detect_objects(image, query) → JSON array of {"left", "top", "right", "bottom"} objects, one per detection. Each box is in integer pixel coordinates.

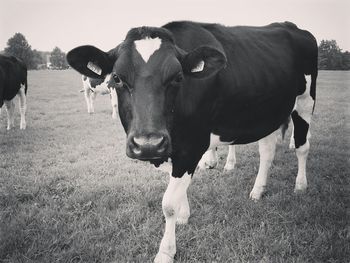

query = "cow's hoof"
[
  {"left": 20, "top": 123, "right": 26, "bottom": 130},
  {"left": 249, "top": 187, "right": 265, "bottom": 201},
  {"left": 224, "top": 162, "right": 236, "bottom": 171},
  {"left": 176, "top": 214, "right": 189, "bottom": 225},
  {"left": 198, "top": 161, "right": 217, "bottom": 170},
  {"left": 154, "top": 252, "right": 174, "bottom": 263},
  {"left": 112, "top": 114, "right": 117, "bottom": 119},
  {"left": 294, "top": 184, "right": 307, "bottom": 193}
]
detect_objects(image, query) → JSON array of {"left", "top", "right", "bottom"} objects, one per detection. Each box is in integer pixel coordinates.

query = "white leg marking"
[
  {"left": 89, "top": 92, "right": 96, "bottom": 114},
  {"left": 18, "top": 85, "right": 27, "bottom": 130},
  {"left": 249, "top": 131, "right": 277, "bottom": 200},
  {"left": 155, "top": 160, "right": 173, "bottom": 175},
  {"left": 110, "top": 88, "right": 118, "bottom": 119},
  {"left": 134, "top": 37, "right": 162, "bottom": 63},
  {"left": 224, "top": 145, "right": 236, "bottom": 171},
  {"left": 295, "top": 140, "right": 309, "bottom": 192},
  {"left": 197, "top": 149, "right": 218, "bottom": 169},
  {"left": 296, "top": 75, "right": 314, "bottom": 124},
  {"left": 83, "top": 87, "right": 93, "bottom": 114},
  {"left": 4, "top": 100, "right": 15, "bottom": 130},
  {"left": 293, "top": 75, "right": 313, "bottom": 192},
  {"left": 155, "top": 173, "right": 191, "bottom": 263},
  {"left": 289, "top": 122, "right": 295, "bottom": 149}
]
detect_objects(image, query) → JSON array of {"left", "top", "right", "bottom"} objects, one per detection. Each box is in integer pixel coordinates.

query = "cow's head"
[{"left": 67, "top": 27, "right": 226, "bottom": 161}]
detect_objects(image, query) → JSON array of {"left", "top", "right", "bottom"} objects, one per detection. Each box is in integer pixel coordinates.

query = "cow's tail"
[
  {"left": 310, "top": 70, "right": 317, "bottom": 114},
  {"left": 24, "top": 77, "right": 28, "bottom": 95}
]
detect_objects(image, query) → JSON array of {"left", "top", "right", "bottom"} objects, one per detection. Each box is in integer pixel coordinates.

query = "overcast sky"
[{"left": 1, "top": 0, "right": 349, "bottom": 53}]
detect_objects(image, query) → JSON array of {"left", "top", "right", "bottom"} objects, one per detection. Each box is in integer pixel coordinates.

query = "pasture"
[{"left": 0, "top": 70, "right": 349, "bottom": 262}]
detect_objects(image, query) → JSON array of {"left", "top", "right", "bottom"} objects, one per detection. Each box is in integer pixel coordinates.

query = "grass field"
[{"left": 0, "top": 70, "right": 349, "bottom": 262}]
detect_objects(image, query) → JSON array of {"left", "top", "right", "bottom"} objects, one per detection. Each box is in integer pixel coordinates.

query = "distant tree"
[
  {"left": 32, "top": 49, "right": 46, "bottom": 69},
  {"left": 318, "top": 40, "right": 350, "bottom": 70},
  {"left": 50, "top": 47, "right": 68, "bottom": 69},
  {"left": 4, "top": 33, "right": 36, "bottom": 69}
]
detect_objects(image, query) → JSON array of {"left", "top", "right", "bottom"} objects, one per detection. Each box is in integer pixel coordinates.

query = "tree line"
[
  {"left": 1, "top": 33, "right": 350, "bottom": 70},
  {"left": 2, "top": 33, "right": 69, "bottom": 70}
]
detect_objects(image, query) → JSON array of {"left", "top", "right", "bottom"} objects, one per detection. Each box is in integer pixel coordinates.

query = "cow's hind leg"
[
  {"left": 224, "top": 145, "right": 236, "bottom": 171},
  {"left": 250, "top": 130, "right": 278, "bottom": 200},
  {"left": 155, "top": 173, "right": 191, "bottom": 263},
  {"left": 4, "top": 100, "right": 15, "bottom": 130},
  {"left": 292, "top": 75, "right": 314, "bottom": 192},
  {"left": 18, "top": 84, "right": 27, "bottom": 129}
]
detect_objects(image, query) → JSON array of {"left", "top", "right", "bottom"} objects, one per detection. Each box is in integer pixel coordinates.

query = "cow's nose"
[
  {"left": 133, "top": 136, "right": 164, "bottom": 148},
  {"left": 127, "top": 134, "right": 170, "bottom": 160}
]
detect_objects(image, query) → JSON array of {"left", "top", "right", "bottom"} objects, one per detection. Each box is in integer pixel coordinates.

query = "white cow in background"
[{"left": 81, "top": 75, "right": 118, "bottom": 119}]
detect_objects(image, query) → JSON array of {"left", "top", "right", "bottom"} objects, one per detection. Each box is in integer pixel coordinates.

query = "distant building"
[{"left": 46, "top": 54, "right": 52, "bottom": 69}]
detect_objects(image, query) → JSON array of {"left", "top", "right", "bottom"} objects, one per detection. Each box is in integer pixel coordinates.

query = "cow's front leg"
[{"left": 155, "top": 173, "right": 191, "bottom": 263}]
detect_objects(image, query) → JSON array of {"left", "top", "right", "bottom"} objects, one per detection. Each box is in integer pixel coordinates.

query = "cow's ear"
[
  {"left": 181, "top": 46, "right": 227, "bottom": 79},
  {"left": 66, "top": 45, "right": 115, "bottom": 79}
]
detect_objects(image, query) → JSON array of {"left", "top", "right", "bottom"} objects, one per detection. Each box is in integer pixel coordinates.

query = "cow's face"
[{"left": 67, "top": 27, "right": 226, "bottom": 161}]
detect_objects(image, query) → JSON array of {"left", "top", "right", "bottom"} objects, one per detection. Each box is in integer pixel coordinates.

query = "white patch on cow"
[
  {"left": 4, "top": 100, "right": 15, "bottom": 130},
  {"left": 208, "top": 133, "right": 234, "bottom": 149},
  {"left": 87, "top": 61, "right": 102, "bottom": 75},
  {"left": 191, "top": 60, "right": 205, "bottom": 72},
  {"left": 94, "top": 74, "right": 111, "bottom": 95},
  {"left": 81, "top": 74, "right": 117, "bottom": 117},
  {"left": 155, "top": 173, "right": 191, "bottom": 262},
  {"left": 249, "top": 130, "right": 278, "bottom": 200},
  {"left": 134, "top": 37, "right": 161, "bottom": 63},
  {"left": 295, "top": 140, "right": 309, "bottom": 192},
  {"left": 197, "top": 149, "right": 218, "bottom": 169},
  {"left": 224, "top": 145, "right": 236, "bottom": 171},
  {"left": 18, "top": 84, "right": 27, "bottom": 129},
  {"left": 155, "top": 159, "right": 173, "bottom": 175}
]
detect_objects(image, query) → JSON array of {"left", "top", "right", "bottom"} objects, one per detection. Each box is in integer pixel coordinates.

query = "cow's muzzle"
[{"left": 126, "top": 132, "right": 171, "bottom": 160}]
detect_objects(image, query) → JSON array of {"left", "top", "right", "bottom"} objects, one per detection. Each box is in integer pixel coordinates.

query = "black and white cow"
[
  {"left": 0, "top": 55, "right": 28, "bottom": 130},
  {"left": 81, "top": 75, "right": 118, "bottom": 118},
  {"left": 67, "top": 21, "right": 318, "bottom": 262}
]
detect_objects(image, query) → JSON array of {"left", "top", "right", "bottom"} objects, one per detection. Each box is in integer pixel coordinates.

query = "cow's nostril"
[{"left": 133, "top": 136, "right": 164, "bottom": 147}]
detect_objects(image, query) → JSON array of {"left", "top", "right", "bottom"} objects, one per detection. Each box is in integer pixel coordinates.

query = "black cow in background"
[
  {"left": 67, "top": 21, "right": 318, "bottom": 262},
  {"left": 0, "top": 55, "right": 28, "bottom": 130}
]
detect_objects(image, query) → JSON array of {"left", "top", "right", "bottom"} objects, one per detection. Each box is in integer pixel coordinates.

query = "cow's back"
[
  {"left": 0, "top": 55, "right": 27, "bottom": 107},
  {"left": 163, "top": 21, "right": 317, "bottom": 144}
]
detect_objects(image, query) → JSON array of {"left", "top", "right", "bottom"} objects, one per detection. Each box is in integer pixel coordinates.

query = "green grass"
[{"left": 0, "top": 70, "right": 349, "bottom": 262}]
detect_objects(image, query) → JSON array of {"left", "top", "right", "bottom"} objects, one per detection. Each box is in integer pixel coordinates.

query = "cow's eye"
[
  {"left": 112, "top": 73, "right": 123, "bottom": 87},
  {"left": 170, "top": 73, "right": 184, "bottom": 85}
]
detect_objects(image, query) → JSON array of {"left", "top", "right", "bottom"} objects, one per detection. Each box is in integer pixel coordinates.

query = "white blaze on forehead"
[{"left": 134, "top": 37, "right": 162, "bottom": 63}]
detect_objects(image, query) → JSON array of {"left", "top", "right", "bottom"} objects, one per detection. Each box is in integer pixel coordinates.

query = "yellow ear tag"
[{"left": 87, "top": 61, "right": 102, "bottom": 75}]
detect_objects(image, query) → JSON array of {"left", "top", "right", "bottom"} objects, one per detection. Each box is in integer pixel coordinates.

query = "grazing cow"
[
  {"left": 67, "top": 21, "right": 318, "bottom": 262},
  {"left": 0, "top": 55, "right": 28, "bottom": 130},
  {"left": 81, "top": 75, "right": 118, "bottom": 118}
]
